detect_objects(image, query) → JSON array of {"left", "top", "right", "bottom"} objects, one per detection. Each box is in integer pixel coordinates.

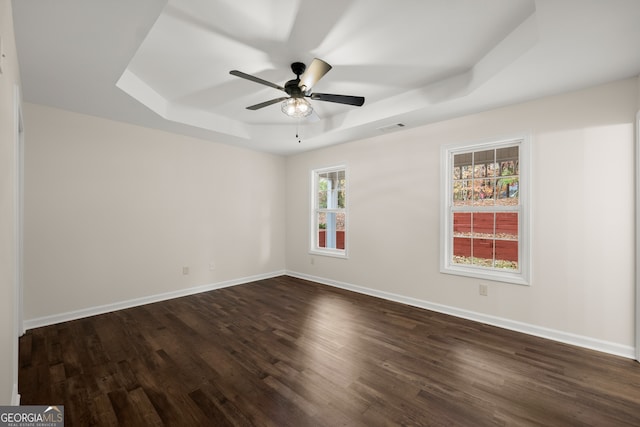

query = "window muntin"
[
  {"left": 442, "top": 138, "right": 529, "bottom": 284},
  {"left": 311, "top": 166, "right": 347, "bottom": 257}
]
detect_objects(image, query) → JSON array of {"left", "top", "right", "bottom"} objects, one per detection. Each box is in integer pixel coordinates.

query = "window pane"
[
  {"left": 474, "top": 149, "right": 495, "bottom": 166},
  {"left": 317, "top": 230, "right": 326, "bottom": 248},
  {"left": 453, "top": 210, "right": 471, "bottom": 264},
  {"left": 472, "top": 212, "right": 494, "bottom": 238},
  {"left": 500, "top": 160, "right": 517, "bottom": 177},
  {"left": 487, "top": 162, "right": 500, "bottom": 177},
  {"left": 336, "top": 212, "right": 345, "bottom": 249},
  {"left": 317, "top": 175, "right": 328, "bottom": 208},
  {"left": 453, "top": 212, "right": 471, "bottom": 237},
  {"left": 320, "top": 212, "right": 345, "bottom": 250},
  {"left": 496, "top": 212, "right": 518, "bottom": 240},
  {"left": 316, "top": 212, "right": 345, "bottom": 250},
  {"left": 453, "top": 166, "right": 461, "bottom": 180},
  {"left": 473, "top": 179, "right": 495, "bottom": 206},
  {"left": 316, "top": 171, "right": 343, "bottom": 210},
  {"left": 474, "top": 163, "right": 486, "bottom": 178},
  {"left": 338, "top": 188, "right": 346, "bottom": 209},
  {"left": 453, "top": 237, "right": 471, "bottom": 264},
  {"left": 317, "top": 191, "right": 327, "bottom": 208},
  {"left": 452, "top": 212, "right": 520, "bottom": 268},
  {"left": 317, "top": 212, "right": 326, "bottom": 228},
  {"left": 451, "top": 213, "right": 520, "bottom": 268},
  {"left": 336, "top": 212, "right": 345, "bottom": 230},
  {"left": 496, "top": 177, "right": 519, "bottom": 205},
  {"left": 472, "top": 239, "right": 495, "bottom": 267},
  {"left": 496, "top": 146, "right": 518, "bottom": 164},
  {"left": 495, "top": 240, "right": 518, "bottom": 270},
  {"left": 317, "top": 212, "right": 326, "bottom": 248},
  {"left": 453, "top": 180, "right": 472, "bottom": 206},
  {"left": 454, "top": 152, "right": 472, "bottom": 168}
]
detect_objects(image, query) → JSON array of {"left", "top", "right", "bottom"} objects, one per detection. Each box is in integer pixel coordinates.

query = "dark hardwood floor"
[{"left": 19, "top": 275, "right": 640, "bottom": 426}]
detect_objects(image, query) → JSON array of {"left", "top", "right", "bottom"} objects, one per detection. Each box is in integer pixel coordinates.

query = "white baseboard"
[
  {"left": 22, "top": 270, "right": 634, "bottom": 359},
  {"left": 23, "top": 270, "right": 286, "bottom": 330},
  {"left": 287, "top": 271, "right": 635, "bottom": 360},
  {"left": 11, "top": 383, "right": 20, "bottom": 406}
]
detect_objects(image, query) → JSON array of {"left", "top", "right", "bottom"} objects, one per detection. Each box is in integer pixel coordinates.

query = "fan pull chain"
[{"left": 296, "top": 120, "right": 302, "bottom": 143}]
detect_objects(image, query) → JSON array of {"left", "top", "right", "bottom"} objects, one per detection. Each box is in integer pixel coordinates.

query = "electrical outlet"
[
  {"left": 182, "top": 266, "right": 189, "bottom": 275},
  {"left": 209, "top": 262, "right": 216, "bottom": 271},
  {"left": 479, "top": 284, "right": 488, "bottom": 296},
  {"left": 310, "top": 257, "right": 315, "bottom": 265}
]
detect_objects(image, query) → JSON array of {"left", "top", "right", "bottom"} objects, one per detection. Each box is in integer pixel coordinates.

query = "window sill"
[
  {"left": 441, "top": 264, "right": 529, "bottom": 286},
  {"left": 309, "top": 248, "right": 348, "bottom": 259}
]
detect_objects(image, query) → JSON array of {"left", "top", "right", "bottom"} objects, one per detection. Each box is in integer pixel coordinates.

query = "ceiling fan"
[{"left": 229, "top": 58, "right": 365, "bottom": 118}]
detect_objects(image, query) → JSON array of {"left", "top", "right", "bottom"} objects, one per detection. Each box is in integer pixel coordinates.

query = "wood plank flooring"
[{"left": 19, "top": 275, "right": 640, "bottom": 426}]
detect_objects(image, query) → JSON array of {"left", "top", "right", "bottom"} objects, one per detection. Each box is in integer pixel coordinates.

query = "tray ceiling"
[{"left": 12, "top": 0, "right": 640, "bottom": 155}]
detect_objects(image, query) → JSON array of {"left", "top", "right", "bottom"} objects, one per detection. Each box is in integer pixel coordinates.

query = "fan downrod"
[{"left": 285, "top": 62, "right": 307, "bottom": 98}]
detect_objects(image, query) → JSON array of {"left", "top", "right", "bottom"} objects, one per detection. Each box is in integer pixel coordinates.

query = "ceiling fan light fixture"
[
  {"left": 231, "top": 59, "right": 364, "bottom": 118},
  {"left": 281, "top": 97, "right": 313, "bottom": 118}
]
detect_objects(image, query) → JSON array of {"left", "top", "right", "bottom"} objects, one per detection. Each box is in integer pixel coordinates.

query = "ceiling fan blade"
[
  {"left": 246, "top": 97, "right": 289, "bottom": 110},
  {"left": 310, "top": 93, "right": 365, "bottom": 107},
  {"left": 230, "top": 70, "right": 285, "bottom": 92},
  {"left": 298, "top": 58, "right": 332, "bottom": 92}
]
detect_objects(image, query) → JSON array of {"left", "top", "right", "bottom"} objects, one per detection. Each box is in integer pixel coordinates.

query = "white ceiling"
[{"left": 12, "top": 0, "right": 640, "bottom": 155}]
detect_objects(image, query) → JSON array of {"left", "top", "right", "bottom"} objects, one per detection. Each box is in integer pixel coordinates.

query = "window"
[
  {"left": 311, "top": 165, "right": 347, "bottom": 257},
  {"left": 441, "top": 137, "right": 529, "bottom": 285}
]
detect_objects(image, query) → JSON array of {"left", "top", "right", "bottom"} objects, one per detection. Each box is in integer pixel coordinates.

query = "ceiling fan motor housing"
[{"left": 285, "top": 79, "right": 304, "bottom": 98}]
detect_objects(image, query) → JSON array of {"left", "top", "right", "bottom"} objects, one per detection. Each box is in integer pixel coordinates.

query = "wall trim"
[
  {"left": 23, "top": 270, "right": 285, "bottom": 330},
  {"left": 286, "top": 271, "right": 635, "bottom": 360},
  {"left": 635, "top": 108, "right": 640, "bottom": 362},
  {"left": 11, "top": 384, "right": 20, "bottom": 406},
  {"left": 23, "top": 269, "right": 634, "bottom": 359}
]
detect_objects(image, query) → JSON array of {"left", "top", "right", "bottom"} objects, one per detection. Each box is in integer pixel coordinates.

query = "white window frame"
[
  {"left": 310, "top": 165, "right": 348, "bottom": 258},
  {"left": 440, "top": 135, "right": 530, "bottom": 285}
]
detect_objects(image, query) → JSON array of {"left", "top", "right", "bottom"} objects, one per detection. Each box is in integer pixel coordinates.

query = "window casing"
[
  {"left": 441, "top": 136, "right": 530, "bottom": 285},
  {"left": 311, "top": 165, "right": 347, "bottom": 258}
]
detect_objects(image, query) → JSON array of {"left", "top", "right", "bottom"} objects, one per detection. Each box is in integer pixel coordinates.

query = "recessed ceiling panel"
[
  {"left": 13, "top": 0, "right": 640, "bottom": 155},
  {"left": 118, "top": 0, "right": 538, "bottom": 135}
]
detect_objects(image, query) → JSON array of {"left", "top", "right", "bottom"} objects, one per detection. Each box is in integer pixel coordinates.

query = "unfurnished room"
[{"left": 1, "top": 0, "right": 640, "bottom": 426}]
